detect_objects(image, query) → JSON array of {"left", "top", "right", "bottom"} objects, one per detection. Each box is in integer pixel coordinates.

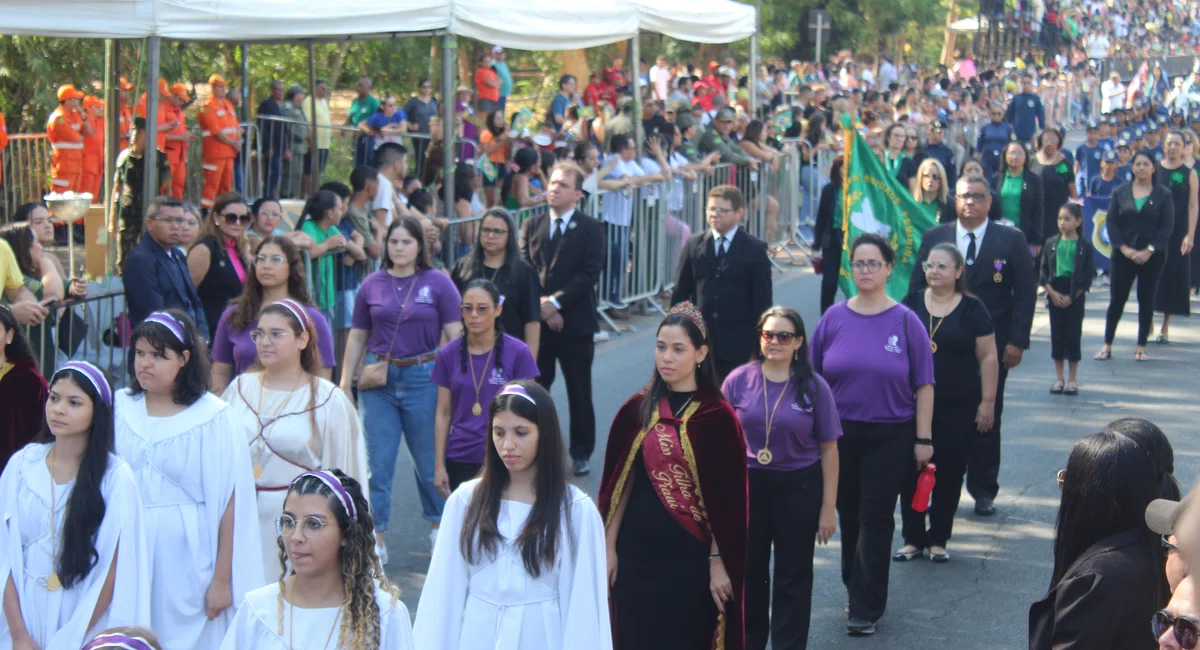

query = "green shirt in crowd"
[
  {"left": 300, "top": 220, "right": 340, "bottom": 312},
  {"left": 1056, "top": 238, "right": 1078, "bottom": 278},
  {"left": 1000, "top": 173, "right": 1023, "bottom": 227}
]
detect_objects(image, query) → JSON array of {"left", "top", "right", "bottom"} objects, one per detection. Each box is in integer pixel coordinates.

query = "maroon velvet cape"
[
  {"left": 598, "top": 388, "right": 749, "bottom": 650},
  {"left": 0, "top": 359, "right": 49, "bottom": 470}
]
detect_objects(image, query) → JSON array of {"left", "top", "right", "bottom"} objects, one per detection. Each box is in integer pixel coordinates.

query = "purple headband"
[
  {"left": 83, "top": 634, "right": 155, "bottom": 650},
  {"left": 273, "top": 299, "right": 309, "bottom": 333},
  {"left": 497, "top": 384, "right": 536, "bottom": 406},
  {"left": 55, "top": 361, "right": 112, "bottom": 406},
  {"left": 292, "top": 471, "right": 356, "bottom": 520},
  {"left": 144, "top": 312, "right": 186, "bottom": 344}
]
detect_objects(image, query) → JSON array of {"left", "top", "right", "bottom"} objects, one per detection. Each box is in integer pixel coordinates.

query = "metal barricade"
[
  {"left": 22, "top": 287, "right": 131, "bottom": 387},
  {"left": 2, "top": 134, "right": 53, "bottom": 221},
  {"left": 593, "top": 184, "right": 668, "bottom": 324},
  {"left": 300, "top": 247, "right": 378, "bottom": 378}
]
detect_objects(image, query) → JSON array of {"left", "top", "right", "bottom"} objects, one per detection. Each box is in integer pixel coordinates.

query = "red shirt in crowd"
[
  {"left": 475, "top": 67, "right": 500, "bottom": 102},
  {"left": 584, "top": 80, "right": 617, "bottom": 112}
]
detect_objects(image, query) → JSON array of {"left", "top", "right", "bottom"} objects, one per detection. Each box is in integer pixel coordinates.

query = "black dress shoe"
[
  {"left": 572, "top": 459, "right": 591, "bottom": 477},
  {"left": 974, "top": 497, "right": 996, "bottom": 516},
  {"left": 846, "top": 619, "right": 877, "bottom": 636}
]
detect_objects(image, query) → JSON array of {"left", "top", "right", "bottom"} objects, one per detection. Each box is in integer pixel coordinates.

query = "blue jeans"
[
  {"left": 233, "top": 151, "right": 244, "bottom": 194},
  {"left": 358, "top": 353, "right": 443, "bottom": 528},
  {"left": 264, "top": 153, "right": 283, "bottom": 200},
  {"left": 606, "top": 223, "right": 628, "bottom": 305}
]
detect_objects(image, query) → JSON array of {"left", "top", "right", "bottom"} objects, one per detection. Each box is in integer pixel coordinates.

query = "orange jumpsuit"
[
  {"left": 47, "top": 106, "right": 86, "bottom": 193},
  {"left": 0, "top": 114, "right": 8, "bottom": 188},
  {"left": 119, "top": 103, "right": 133, "bottom": 150},
  {"left": 197, "top": 97, "right": 239, "bottom": 208},
  {"left": 135, "top": 93, "right": 175, "bottom": 152},
  {"left": 81, "top": 113, "right": 105, "bottom": 199},
  {"left": 164, "top": 103, "right": 188, "bottom": 199}
]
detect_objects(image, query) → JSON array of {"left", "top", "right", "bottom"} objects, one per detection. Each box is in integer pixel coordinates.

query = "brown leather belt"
[{"left": 388, "top": 351, "right": 438, "bottom": 367}]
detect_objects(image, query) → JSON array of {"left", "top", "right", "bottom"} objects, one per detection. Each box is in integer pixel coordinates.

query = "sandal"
[
  {"left": 1093, "top": 348, "right": 1112, "bottom": 360},
  {"left": 1135, "top": 350, "right": 1150, "bottom": 362},
  {"left": 1064, "top": 384, "right": 1079, "bottom": 396},
  {"left": 1050, "top": 381, "right": 1065, "bottom": 394}
]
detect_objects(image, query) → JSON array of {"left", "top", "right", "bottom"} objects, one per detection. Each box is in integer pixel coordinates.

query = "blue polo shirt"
[
  {"left": 1088, "top": 175, "right": 1122, "bottom": 197},
  {"left": 1004, "top": 92, "right": 1044, "bottom": 142},
  {"left": 1076, "top": 143, "right": 1106, "bottom": 183}
]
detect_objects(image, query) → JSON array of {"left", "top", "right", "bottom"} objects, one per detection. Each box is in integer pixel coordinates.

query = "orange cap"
[
  {"left": 57, "top": 84, "right": 86, "bottom": 102},
  {"left": 119, "top": 77, "right": 135, "bottom": 91},
  {"left": 208, "top": 74, "right": 228, "bottom": 87},
  {"left": 82, "top": 95, "right": 105, "bottom": 109},
  {"left": 170, "top": 82, "right": 190, "bottom": 100}
]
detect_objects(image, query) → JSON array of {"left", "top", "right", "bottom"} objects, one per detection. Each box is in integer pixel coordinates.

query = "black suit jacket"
[
  {"left": 123, "top": 234, "right": 208, "bottom": 333},
  {"left": 991, "top": 170, "right": 1044, "bottom": 247},
  {"left": 910, "top": 221, "right": 1036, "bottom": 350},
  {"left": 1028, "top": 528, "right": 1167, "bottom": 650},
  {"left": 672, "top": 228, "right": 772, "bottom": 365},
  {"left": 520, "top": 210, "right": 605, "bottom": 337}
]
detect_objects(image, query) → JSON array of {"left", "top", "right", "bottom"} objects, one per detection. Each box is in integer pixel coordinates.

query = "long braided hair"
[
  {"left": 276, "top": 470, "right": 399, "bottom": 650},
  {"left": 458, "top": 279, "right": 506, "bottom": 376}
]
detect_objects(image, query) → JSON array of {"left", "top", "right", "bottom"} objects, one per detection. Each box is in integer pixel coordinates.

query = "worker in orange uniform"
[
  {"left": 80, "top": 95, "right": 106, "bottom": 199},
  {"left": 47, "top": 84, "right": 94, "bottom": 194},
  {"left": 164, "top": 82, "right": 194, "bottom": 199},
  {"left": 119, "top": 76, "right": 136, "bottom": 150},
  {"left": 135, "top": 78, "right": 179, "bottom": 152},
  {"left": 197, "top": 74, "right": 241, "bottom": 210}
]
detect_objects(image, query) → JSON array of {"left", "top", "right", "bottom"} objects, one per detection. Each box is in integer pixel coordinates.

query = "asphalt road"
[{"left": 379, "top": 235, "right": 1198, "bottom": 649}]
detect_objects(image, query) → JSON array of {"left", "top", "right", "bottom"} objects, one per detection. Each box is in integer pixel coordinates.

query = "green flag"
[{"left": 837, "top": 116, "right": 938, "bottom": 301}]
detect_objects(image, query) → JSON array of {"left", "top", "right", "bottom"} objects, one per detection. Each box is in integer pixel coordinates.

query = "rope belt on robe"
[{"left": 237, "top": 382, "right": 335, "bottom": 492}]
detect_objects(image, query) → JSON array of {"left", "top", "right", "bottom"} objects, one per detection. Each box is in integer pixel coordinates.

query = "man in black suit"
[
  {"left": 910, "top": 175, "right": 1036, "bottom": 516},
  {"left": 123, "top": 195, "right": 208, "bottom": 334},
  {"left": 520, "top": 163, "right": 605, "bottom": 476},
  {"left": 672, "top": 184, "right": 773, "bottom": 380}
]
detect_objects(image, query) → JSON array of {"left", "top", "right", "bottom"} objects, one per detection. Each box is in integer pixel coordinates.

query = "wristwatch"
[{"left": 1148, "top": 244, "right": 1157, "bottom": 252}]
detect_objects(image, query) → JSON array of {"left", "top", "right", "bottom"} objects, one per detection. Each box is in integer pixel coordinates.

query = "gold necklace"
[
  {"left": 253, "top": 374, "right": 305, "bottom": 479},
  {"left": 46, "top": 445, "right": 62, "bottom": 592},
  {"left": 672, "top": 393, "right": 694, "bottom": 419},
  {"left": 928, "top": 312, "right": 948, "bottom": 354},
  {"left": 757, "top": 365, "right": 792, "bottom": 465},
  {"left": 288, "top": 581, "right": 342, "bottom": 650},
  {"left": 466, "top": 342, "right": 496, "bottom": 416}
]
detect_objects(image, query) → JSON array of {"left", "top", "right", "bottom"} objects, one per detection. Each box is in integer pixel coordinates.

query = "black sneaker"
[
  {"left": 572, "top": 459, "right": 591, "bottom": 477},
  {"left": 846, "top": 619, "right": 877, "bottom": 636}
]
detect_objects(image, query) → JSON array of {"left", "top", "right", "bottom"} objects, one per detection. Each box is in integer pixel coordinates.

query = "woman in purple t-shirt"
[
  {"left": 810, "top": 233, "right": 935, "bottom": 636},
  {"left": 209, "top": 236, "right": 336, "bottom": 395},
  {"left": 340, "top": 216, "right": 463, "bottom": 560},
  {"left": 432, "top": 279, "right": 539, "bottom": 497},
  {"left": 722, "top": 305, "right": 842, "bottom": 650}
]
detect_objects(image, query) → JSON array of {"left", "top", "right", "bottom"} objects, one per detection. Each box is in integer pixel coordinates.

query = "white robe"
[
  {"left": 0, "top": 444, "right": 150, "bottom": 650},
  {"left": 413, "top": 480, "right": 612, "bottom": 650},
  {"left": 219, "top": 582, "right": 414, "bottom": 650},
  {"left": 114, "top": 389, "right": 265, "bottom": 650},
  {"left": 220, "top": 372, "right": 369, "bottom": 579}
]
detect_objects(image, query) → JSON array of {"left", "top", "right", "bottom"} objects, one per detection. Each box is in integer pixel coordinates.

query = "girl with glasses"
[
  {"left": 115, "top": 309, "right": 263, "bottom": 648},
  {"left": 210, "top": 236, "right": 336, "bottom": 395},
  {"left": 722, "top": 306, "right": 841, "bottom": 650},
  {"left": 223, "top": 300, "right": 369, "bottom": 574},
  {"left": 0, "top": 362, "right": 147, "bottom": 650},
  {"left": 451, "top": 208, "right": 542, "bottom": 355},
  {"left": 416, "top": 381, "right": 608, "bottom": 649},
  {"left": 221, "top": 470, "right": 414, "bottom": 649},
  {"left": 432, "top": 279, "right": 539, "bottom": 496},
  {"left": 994, "top": 142, "right": 1045, "bottom": 250},
  {"left": 188, "top": 191, "right": 253, "bottom": 340},
  {"left": 895, "top": 243, "right": 998, "bottom": 564}
]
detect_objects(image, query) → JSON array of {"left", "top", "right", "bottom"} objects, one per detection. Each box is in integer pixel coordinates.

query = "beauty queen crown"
[{"left": 669, "top": 301, "right": 708, "bottom": 339}]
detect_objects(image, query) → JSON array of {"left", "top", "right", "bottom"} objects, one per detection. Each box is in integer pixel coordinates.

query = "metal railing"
[
  {"left": 19, "top": 286, "right": 131, "bottom": 387},
  {"left": 2, "top": 134, "right": 53, "bottom": 220}
]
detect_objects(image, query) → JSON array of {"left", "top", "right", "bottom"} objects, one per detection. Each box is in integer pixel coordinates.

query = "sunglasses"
[
  {"left": 222, "top": 212, "right": 252, "bottom": 225},
  {"left": 760, "top": 330, "right": 797, "bottom": 344},
  {"left": 1154, "top": 610, "right": 1199, "bottom": 649}
]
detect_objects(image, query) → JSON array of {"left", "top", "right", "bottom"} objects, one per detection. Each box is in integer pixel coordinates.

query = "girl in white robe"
[
  {"left": 413, "top": 381, "right": 611, "bottom": 650},
  {"left": 220, "top": 470, "right": 414, "bottom": 650},
  {"left": 115, "top": 310, "right": 264, "bottom": 649},
  {"left": 219, "top": 299, "right": 369, "bottom": 576},
  {"left": 0, "top": 362, "right": 149, "bottom": 650}
]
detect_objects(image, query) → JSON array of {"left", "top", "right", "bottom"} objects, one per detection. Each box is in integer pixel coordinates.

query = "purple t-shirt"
[
  {"left": 211, "top": 304, "right": 337, "bottom": 376},
  {"left": 351, "top": 269, "right": 461, "bottom": 359},
  {"left": 810, "top": 303, "right": 935, "bottom": 423},
  {"left": 431, "top": 334, "right": 540, "bottom": 463},
  {"left": 722, "top": 364, "right": 842, "bottom": 471}
]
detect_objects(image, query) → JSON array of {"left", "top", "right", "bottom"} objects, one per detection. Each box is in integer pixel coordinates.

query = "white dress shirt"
[
  {"left": 955, "top": 218, "right": 989, "bottom": 264},
  {"left": 713, "top": 225, "right": 739, "bottom": 256}
]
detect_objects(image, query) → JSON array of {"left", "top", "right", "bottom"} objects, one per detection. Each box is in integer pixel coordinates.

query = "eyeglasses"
[
  {"left": 707, "top": 207, "right": 734, "bottom": 217},
  {"left": 760, "top": 330, "right": 797, "bottom": 344},
  {"left": 956, "top": 192, "right": 988, "bottom": 202},
  {"left": 906, "top": 135, "right": 919, "bottom": 141},
  {"left": 255, "top": 254, "right": 287, "bottom": 266},
  {"left": 222, "top": 212, "right": 252, "bottom": 225},
  {"left": 250, "top": 329, "right": 292, "bottom": 343},
  {"left": 1163, "top": 535, "right": 1180, "bottom": 553},
  {"left": 153, "top": 217, "right": 186, "bottom": 225},
  {"left": 1153, "top": 610, "right": 1199, "bottom": 649},
  {"left": 461, "top": 304, "right": 494, "bottom": 315},
  {"left": 275, "top": 514, "right": 330, "bottom": 539},
  {"left": 851, "top": 260, "right": 884, "bottom": 273},
  {"left": 257, "top": 210, "right": 283, "bottom": 219},
  {"left": 922, "top": 261, "right": 954, "bottom": 273},
  {"left": 480, "top": 227, "right": 509, "bottom": 238}
]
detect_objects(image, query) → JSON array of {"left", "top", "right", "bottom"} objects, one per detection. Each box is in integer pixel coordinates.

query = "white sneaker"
[
  {"left": 593, "top": 331, "right": 610, "bottom": 343},
  {"left": 430, "top": 528, "right": 440, "bottom": 553}
]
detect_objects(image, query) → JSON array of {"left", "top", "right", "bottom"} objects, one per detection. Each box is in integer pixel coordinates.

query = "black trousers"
[
  {"left": 1049, "top": 277, "right": 1086, "bottom": 361},
  {"left": 1105, "top": 251, "right": 1167, "bottom": 346},
  {"left": 746, "top": 464, "right": 824, "bottom": 650},
  {"left": 966, "top": 363, "right": 1006, "bottom": 502},
  {"left": 446, "top": 459, "right": 483, "bottom": 493},
  {"left": 837, "top": 419, "right": 914, "bottom": 623},
  {"left": 900, "top": 400, "right": 978, "bottom": 549},
  {"left": 536, "top": 327, "right": 596, "bottom": 461},
  {"left": 820, "top": 242, "right": 843, "bottom": 315}
]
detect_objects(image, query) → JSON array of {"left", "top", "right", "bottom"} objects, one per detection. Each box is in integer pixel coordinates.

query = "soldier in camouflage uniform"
[
  {"left": 114, "top": 117, "right": 173, "bottom": 270},
  {"left": 697, "top": 107, "right": 759, "bottom": 170}
]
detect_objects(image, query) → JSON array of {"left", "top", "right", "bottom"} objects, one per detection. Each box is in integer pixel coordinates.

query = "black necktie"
[
  {"left": 966, "top": 232, "right": 977, "bottom": 266},
  {"left": 716, "top": 235, "right": 727, "bottom": 264},
  {"left": 551, "top": 218, "right": 564, "bottom": 240}
]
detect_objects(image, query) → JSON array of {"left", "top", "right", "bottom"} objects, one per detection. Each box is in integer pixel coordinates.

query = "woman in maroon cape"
[
  {"left": 598, "top": 302, "right": 749, "bottom": 650},
  {"left": 0, "top": 303, "right": 49, "bottom": 470}
]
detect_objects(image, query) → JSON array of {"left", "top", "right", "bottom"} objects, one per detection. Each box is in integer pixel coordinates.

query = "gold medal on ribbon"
[
  {"left": 253, "top": 463, "right": 263, "bottom": 479},
  {"left": 472, "top": 402, "right": 482, "bottom": 416},
  {"left": 930, "top": 340, "right": 938, "bottom": 354},
  {"left": 994, "top": 272, "right": 1003, "bottom": 283},
  {"left": 756, "top": 449, "right": 773, "bottom": 465},
  {"left": 46, "top": 572, "right": 61, "bottom": 591}
]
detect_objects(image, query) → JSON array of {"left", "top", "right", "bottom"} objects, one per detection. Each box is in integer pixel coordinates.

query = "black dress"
[
  {"left": 614, "top": 390, "right": 717, "bottom": 650},
  {"left": 1155, "top": 163, "right": 1194, "bottom": 315},
  {"left": 194, "top": 236, "right": 246, "bottom": 340},
  {"left": 1032, "top": 155, "right": 1074, "bottom": 244},
  {"left": 449, "top": 257, "right": 541, "bottom": 342}
]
